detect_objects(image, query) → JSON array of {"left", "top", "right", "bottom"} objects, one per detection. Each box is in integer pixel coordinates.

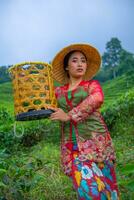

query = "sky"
[{"left": 0, "top": 0, "right": 134, "bottom": 66}]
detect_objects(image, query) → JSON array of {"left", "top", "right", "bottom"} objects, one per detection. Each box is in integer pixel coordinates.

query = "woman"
[{"left": 50, "top": 43, "right": 119, "bottom": 199}]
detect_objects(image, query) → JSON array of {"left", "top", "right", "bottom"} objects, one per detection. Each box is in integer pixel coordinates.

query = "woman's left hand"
[{"left": 50, "top": 108, "right": 70, "bottom": 122}]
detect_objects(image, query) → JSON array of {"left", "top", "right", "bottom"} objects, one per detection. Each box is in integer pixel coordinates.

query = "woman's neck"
[{"left": 68, "top": 77, "right": 83, "bottom": 90}]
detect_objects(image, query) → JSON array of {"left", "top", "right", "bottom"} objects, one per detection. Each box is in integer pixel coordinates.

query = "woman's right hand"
[{"left": 50, "top": 108, "right": 70, "bottom": 122}]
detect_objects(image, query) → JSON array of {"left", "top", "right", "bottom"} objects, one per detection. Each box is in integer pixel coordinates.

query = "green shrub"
[{"left": 102, "top": 88, "right": 134, "bottom": 135}]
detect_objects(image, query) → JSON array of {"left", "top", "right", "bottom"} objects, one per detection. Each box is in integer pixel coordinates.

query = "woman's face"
[{"left": 67, "top": 51, "right": 87, "bottom": 79}]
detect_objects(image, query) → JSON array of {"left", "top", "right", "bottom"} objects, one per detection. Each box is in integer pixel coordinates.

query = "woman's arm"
[
  {"left": 68, "top": 80, "right": 104, "bottom": 123},
  {"left": 50, "top": 86, "right": 71, "bottom": 122},
  {"left": 50, "top": 80, "right": 104, "bottom": 122}
]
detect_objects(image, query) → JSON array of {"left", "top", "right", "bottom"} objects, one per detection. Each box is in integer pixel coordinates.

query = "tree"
[
  {"left": 102, "top": 37, "right": 123, "bottom": 78},
  {"left": 118, "top": 49, "right": 134, "bottom": 74}
]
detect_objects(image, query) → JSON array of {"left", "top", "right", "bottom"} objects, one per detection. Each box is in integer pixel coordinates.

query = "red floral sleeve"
[{"left": 68, "top": 80, "right": 104, "bottom": 123}]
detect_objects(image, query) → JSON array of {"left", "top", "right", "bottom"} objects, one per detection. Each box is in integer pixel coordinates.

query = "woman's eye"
[
  {"left": 72, "top": 60, "right": 77, "bottom": 63},
  {"left": 81, "top": 60, "right": 86, "bottom": 63}
]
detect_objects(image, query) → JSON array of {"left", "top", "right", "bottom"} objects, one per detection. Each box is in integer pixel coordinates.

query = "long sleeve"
[{"left": 68, "top": 80, "right": 104, "bottom": 123}]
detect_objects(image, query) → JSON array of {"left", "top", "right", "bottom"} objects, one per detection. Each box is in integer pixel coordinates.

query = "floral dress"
[{"left": 55, "top": 80, "right": 119, "bottom": 200}]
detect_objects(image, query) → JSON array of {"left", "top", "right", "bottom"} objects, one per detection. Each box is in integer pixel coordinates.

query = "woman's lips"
[{"left": 77, "top": 69, "right": 83, "bottom": 72}]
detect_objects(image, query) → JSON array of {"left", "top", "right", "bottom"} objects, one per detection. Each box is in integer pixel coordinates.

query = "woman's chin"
[{"left": 73, "top": 73, "right": 85, "bottom": 78}]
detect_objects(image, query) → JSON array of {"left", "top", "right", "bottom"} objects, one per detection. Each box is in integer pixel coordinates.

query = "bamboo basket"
[{"left": 9, "top": 61, "right": 57, "bottom": 121}]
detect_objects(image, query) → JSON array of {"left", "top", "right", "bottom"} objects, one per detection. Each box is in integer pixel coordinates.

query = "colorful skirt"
[{"left": 70, "top": 144, "right": 119, "bottom": 200}]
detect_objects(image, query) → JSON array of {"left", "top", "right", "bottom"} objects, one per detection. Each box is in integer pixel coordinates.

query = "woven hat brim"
[{"left": 52, "top": 43, "right": 101, "bottom": 84}]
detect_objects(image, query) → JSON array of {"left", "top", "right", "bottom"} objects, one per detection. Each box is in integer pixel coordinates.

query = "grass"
[
  {"left": 0, "top": 82, "right": 14, "bottom": 114},
  {"left": 2, "top": 142, "right": 77, "bottom": 200}
]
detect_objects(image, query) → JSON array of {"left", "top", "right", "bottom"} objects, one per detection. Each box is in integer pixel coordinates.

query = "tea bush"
[{"left": 102, "top": 88, "right": 134, "bottom": 135}]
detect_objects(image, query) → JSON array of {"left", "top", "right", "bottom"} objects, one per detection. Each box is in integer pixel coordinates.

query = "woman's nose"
[{"left": 78, "top": 61, "right": 82, "bottom": 66}]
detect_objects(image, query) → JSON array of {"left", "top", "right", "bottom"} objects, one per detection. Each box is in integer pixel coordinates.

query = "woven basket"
[{"left": 9, "top": 61, "right": 57, "bottom": 121}]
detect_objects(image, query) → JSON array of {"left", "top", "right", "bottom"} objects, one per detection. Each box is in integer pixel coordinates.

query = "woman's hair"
[{"left": 63, "top": 50, "right": 87, "bottom": 77}]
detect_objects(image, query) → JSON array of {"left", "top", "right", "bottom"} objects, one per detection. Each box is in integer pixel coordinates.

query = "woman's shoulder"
[
  {"left": 54, "top": 80, "right": 102, "bottom": 93},
  {"left": 54, "top": 84, "right": 67, "bottom": 97},
  {"left": 54, "top": 84, "right": 67, "bottom": 91}
]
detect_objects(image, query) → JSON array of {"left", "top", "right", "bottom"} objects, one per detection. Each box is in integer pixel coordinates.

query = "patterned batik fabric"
[
  {"left": 55, "top": 80, "right": 116, "bottom": 174},
  {"left": 55, "top": 79, "right": 119, "bottom": 199},
  {"left": 71, "top": 147, "right": 119, "bottom": 200}
]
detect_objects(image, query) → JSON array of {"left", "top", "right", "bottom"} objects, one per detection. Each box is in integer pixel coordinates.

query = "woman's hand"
[{"left": 50, "top": 108, "right": 70, "bottom": 122}]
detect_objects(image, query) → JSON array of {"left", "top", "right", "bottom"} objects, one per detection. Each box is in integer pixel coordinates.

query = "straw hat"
[{"left": 52, "top": 43, "right": 101, "bottom": 84}]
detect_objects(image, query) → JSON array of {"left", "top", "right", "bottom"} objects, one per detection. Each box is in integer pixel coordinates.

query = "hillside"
[
  {"left": 0, "top": 82, "right": 14, "bottom": 113},
  {"left": 0, "top": 71, "right": 134, "bottom": 114},
  {"left": 101, "top": 71, "right": 134, "bottom": 111}
]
